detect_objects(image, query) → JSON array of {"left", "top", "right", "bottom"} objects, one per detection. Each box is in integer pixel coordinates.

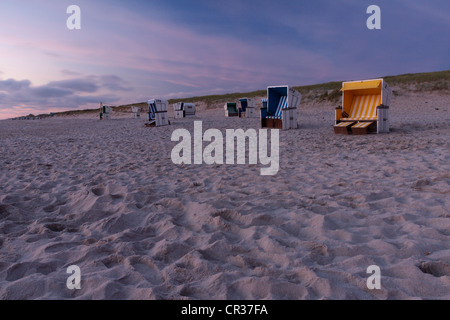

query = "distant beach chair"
[
  {"left": 224, "top": 102, "right": 238, "bottom": 117},
  {"left": 100, "top": 104, "right": 112, "bottom": 120},
  {"left": 146, "top": 99, "right": 169, "bottom": 127},
  {"left": 173, "top": 102, "right": 196, "bottom": 118},
  {"left": 173, "top": 102, "right": 184, "bottom": 119},
  {"left": 334, "top": 79, "right": 392, "bottom": 135},
  {"left": 238, "top": 98, "right": 257, "bottom": 118},
  {"left": 261, "top": 98, "right": 268, "bottom": 110},
  {"left": 260, "top": 86, "right": 301, "bottom": 130},
  {"left": 131, "top": 106, "right": 141, "bottom": 118},
  {"left": 184, "top": 103, "right": 195, "bottom": 117}
]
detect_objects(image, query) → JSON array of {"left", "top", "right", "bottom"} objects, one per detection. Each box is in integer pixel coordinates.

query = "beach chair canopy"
[
  {"left": 226, "top": 103, "right": 237, "bottom": 112},
  {"left": 266, "top": 86, "right": 289, "bottom": 119},
  {"left": 239, "top": 99, "right": 249, "bottom": 112}
]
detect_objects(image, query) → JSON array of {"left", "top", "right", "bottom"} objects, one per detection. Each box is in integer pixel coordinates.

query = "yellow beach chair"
[{"left": 334, "top": 79, "right": 392, "bottom": 134}]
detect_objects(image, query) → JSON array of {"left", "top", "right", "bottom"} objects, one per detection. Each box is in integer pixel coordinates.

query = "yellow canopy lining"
[{"left": 340, "top": 80, "right": 382, "bottom": 91}]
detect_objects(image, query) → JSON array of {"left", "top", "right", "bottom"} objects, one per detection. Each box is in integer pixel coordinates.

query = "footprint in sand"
[
  {"left": 126, "top": 256, "right": 163, "bottom": 285},
  {"left": 5, "top": 261, "right": 57, "bottom": 281},
  {"left": 91, "top": 187, "right": 105, "bottom": 196},
  {"left": 43, "top": 205, "right": 58, "bottom": 213},
  {"left": 418, "top": 261, "right": 450, "bottom": 277},
  {"left": 44, "top": 223, "right": 66, "bottom": 232}
]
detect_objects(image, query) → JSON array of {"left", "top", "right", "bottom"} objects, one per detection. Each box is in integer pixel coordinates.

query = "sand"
[{"left": 0, "top": 90, "right": 449, "bottom": 300}]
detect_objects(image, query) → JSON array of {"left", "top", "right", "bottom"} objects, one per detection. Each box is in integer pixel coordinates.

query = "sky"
[{"left": 0, "top": 0, "right": 449, "bottom": 119}]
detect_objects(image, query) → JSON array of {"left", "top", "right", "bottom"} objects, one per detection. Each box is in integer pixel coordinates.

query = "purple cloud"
[
  {"left": 0, "top": 79, "right": 32, "bottom": 91},
  {"left": 99, "top": 75, "right": 132, "bottom": 91},
  {"left": 0, "top": 74, "right": 132, "bottom": 117},
  {"left": 48, "top": 78, "right": 99, "bottom": 93},
  {"left": 31, "top": 86, "right": 74, "bottom": 98}
]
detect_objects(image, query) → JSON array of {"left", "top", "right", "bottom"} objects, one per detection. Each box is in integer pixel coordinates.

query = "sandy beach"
[{"left": 0, "top": 89, "right": 449, "bottom": 300}]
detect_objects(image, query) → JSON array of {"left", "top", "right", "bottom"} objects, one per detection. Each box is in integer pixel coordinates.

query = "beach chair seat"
[
  {"left": 351, "top": 121, "right": 375, "bottom": 135},
  {"left": 265, "top": 96, "right": 286, "bottom": 120},
  {"left": 333, "top": 121, "right": 356, "bottom": 134}
]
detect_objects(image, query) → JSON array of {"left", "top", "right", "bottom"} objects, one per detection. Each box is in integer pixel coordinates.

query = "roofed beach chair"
[
  {"left": 131, "top": 106, "right": 141, "bottom": 118},
  {"left": 173, "top": 102, "right": 195, "bottom": 119},
  {"left": 184, "top": 103, "right": 196, "bottom": 116},
  {"left": 262, "top": 98, "right": 268, "bottom": 110},
  {"left": 334, "top": 79, "right": 392, "bottom": 135},
  {"left": 260, "top": 86, "right": 302, "bottom": 130},
  {"left": 224, "top": 102, "right": 238, "bottom": 117},
  {"left": 146, "top": 99, "right": 169, "bottom": 127},
  {"left": 100, "top": 104, "right": 112, "bottom": 120},
  {"left": 173, "top": 102, "right": 185, "bottom": 119},
  {"left": 238, "top": 98, "right": 257, "bottom": 118}
]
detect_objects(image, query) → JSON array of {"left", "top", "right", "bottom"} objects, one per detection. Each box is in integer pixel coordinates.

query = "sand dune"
[{"left": 0, "top": 90, "right": 449, "bottom": 299}]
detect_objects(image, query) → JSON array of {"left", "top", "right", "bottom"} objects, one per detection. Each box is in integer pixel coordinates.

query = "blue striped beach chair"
[
  {"left": 261, "top": 86, "right": 301, "bottom": 130},
  {"left": 148, "top": 101, "right": 157, "bottom": 121},
  {"left": 238, "top": 98, "right": 257, "bottom": 118},
  {"left": 146, "top": 99, "right": 169, "bottom": 127}
]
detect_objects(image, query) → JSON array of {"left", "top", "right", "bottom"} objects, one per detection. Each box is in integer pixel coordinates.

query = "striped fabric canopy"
[
  {"left": 148, "top": 103, "right": 157, "bottom": 119},
  {"left": 267, "top": 96, "right": 288, "bottom": 119},
  {"left": 227, "top": 103, "right": 237, "bottom": 112},
  {"left": 346, "top": 94, "right": 381, "bottom": 121}
]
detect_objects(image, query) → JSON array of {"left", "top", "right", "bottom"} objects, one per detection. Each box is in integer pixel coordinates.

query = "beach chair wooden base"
[
  {"left": 261, "top": 118, "right": 283, "bottom": 129},
  {"left": 352, "top": 121, "right": 375, "bottom": 135},
  {"left": 334, "top": 121, "right": 355, "bottom": 134},
  {"left": 228, "top": 113, "right": 238, "bottom": 117}
]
